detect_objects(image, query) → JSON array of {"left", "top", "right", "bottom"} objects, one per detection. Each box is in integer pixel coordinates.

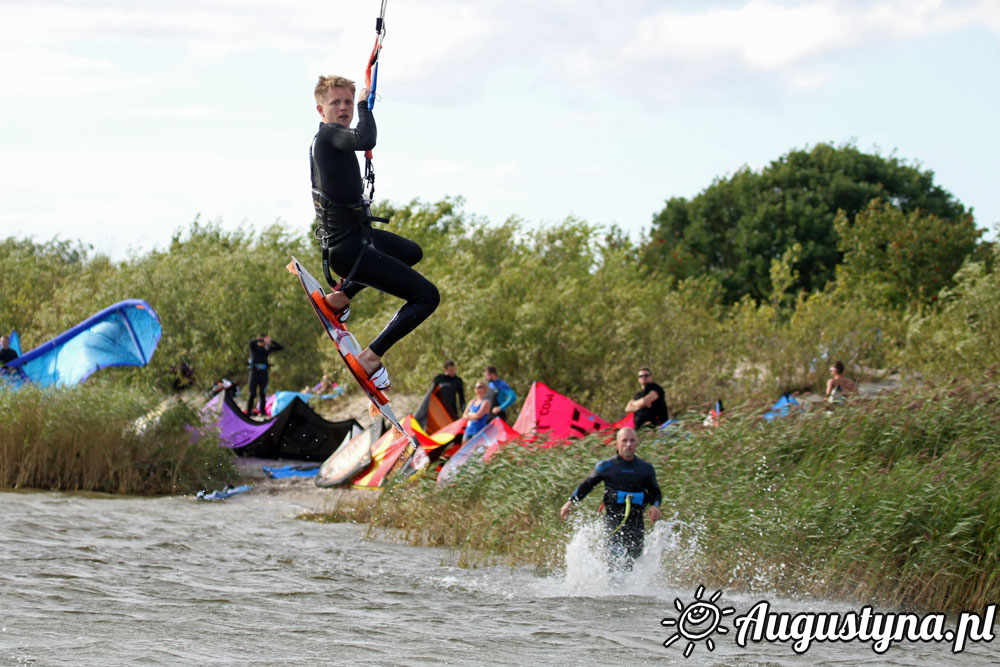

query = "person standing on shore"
[
  {"left": 560, "top": 427, "right": 662, "bottom": 570},
  {"left": 431, "top": 360, "right": 466, "bottom": 421},
  {"left": 246, "top": 333, "right": 282, "bottom": 416},
  {"left": 483, "top": 365, "right": 516, "bottom": 423},
  {"left": 462, "top": 381, "right": 493, "bottom": 442}
]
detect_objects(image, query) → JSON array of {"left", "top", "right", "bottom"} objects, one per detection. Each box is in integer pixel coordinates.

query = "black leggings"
[
  {"left": 605, "top": 509, "right": 645, "bottom": 570},
  {"left": 326, "top": 228, "right": 439, "bottom": 357},
  {"left": 246, "top": 370, "right": 268, "bottom": 414}
]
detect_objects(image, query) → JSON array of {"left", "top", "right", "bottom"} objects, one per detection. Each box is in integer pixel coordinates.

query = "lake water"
[{"left": 2, "top": 487, "right": 998, "bottom": 666}]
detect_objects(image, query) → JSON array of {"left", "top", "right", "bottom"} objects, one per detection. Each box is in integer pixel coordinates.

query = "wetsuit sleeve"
[
  {"left": 269, "top": 341, "right": 284, "bottom": 352},
  {"left": 317, "top": 102, "right": 376, "bottom": 152},
  {"left": 645, "top": 464, "right": 662, "bottom": 507},
  {"left": 497, "top": 388, "right": 516, "bottom": 411},
  {"left": 457, "top": 379, "right": 466, "bottom": 413},
  {"left": 570, "top": 462, "right": 606, "bottom": 503}
]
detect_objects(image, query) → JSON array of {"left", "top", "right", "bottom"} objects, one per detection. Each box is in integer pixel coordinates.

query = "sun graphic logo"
[{"left": 661, "top": 585, "right": 736, "bottom": 657}]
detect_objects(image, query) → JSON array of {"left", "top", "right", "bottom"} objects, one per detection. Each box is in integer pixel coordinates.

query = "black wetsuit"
[
  {"left": 310, "top": 102, "right": 439, "bottom": 357},
  {"left": 633, "top": 382, "right": 668, "bottom": 430},
  {"left": 431, "top": 373, "right": 466, "bottom": 420},
  {"left": 570, "top": 454, "right": 662, "bottom": 568},
  {"left": 246, "top": 339, "right": 283, "bottom": 414},
  {"left": 0, "top": 348, "right": 17, "bottom": 375}
]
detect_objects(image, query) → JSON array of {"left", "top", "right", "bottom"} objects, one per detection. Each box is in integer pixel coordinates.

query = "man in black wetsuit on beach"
[
  {"left": 309, "top": 75, "right": 439, "bottom": 391},
  {"left": 560, "top": 427, "right": 662, "bottom": 569},
  {"left": 246, "top": 333, "right": 282, "bottom": 416}
]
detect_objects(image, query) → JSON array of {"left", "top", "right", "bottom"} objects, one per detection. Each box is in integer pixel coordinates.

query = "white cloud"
[
  {"left": 0, "top": 149, "right": 311, "bottom": 253},
  {"left": 0, "top": 0, "right": 502, "bottom": 98},
  {"left": 617, "top": 0, "right": 999, "bottom": 71},
  {"left": 6, "top": 0, "right": 997, "bottom": 102},
  {"left": 417, "top": 159, "right": 467, "bottom": 175},
  {"left": 492, "top": 162, "right": 519, "bottom": 176}
]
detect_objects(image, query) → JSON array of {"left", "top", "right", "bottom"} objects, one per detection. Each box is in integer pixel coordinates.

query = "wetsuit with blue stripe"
[
  {"left": 310, "top": 101, "right": 439, "bottom": 357},
  {"left": 487, "top": 377, "right": 516, "bottom": 423},
  {"left": 246, "top": 339, "right": 283, "bottom": 415},
  {"left": 570, "top": 455, "right": 662, "bottom": 567}
]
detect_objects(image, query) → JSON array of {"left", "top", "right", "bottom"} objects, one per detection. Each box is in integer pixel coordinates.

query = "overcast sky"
[{"left": 2, "top": 0, "right": 998, "bottom": 258}]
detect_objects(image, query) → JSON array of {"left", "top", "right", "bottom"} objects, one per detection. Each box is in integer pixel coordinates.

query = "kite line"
[{"left": 363, "top": 0, "right": 388, "bottom": 204}]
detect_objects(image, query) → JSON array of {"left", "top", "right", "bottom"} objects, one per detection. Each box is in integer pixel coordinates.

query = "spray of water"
[{"left": 558, "top": 515, "right": 703, "bottom": 599}]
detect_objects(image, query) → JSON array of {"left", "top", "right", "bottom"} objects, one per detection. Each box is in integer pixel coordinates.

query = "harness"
[
  {"left": 309, "top": 186, "right": 386, "bottom": 288},
  {"left": 608, "top": 490, "right": 645, "bottom": 537}
]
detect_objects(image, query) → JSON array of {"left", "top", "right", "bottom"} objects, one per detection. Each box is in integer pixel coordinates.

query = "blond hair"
[{"left": 314, "top": 75, "right": 356, "bottom": 102}]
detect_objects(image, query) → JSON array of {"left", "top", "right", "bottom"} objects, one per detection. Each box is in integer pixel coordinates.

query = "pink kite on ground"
[
  {"left": 612, "top": 413, "right": 634, "bottom": 429},
  {"left": 436, "top": 418, "right": 522, "bottom": 487},
  {"left": 511, "top": 381, "right": 611, "bottom": 445}
]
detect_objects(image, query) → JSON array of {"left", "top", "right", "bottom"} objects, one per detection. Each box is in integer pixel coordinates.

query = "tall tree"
[
  {"left": 834, "top": 200, "right": 980, "bottom": 309},
  {"left": 642, "top": 143, "right": 971, "bottom": 303}
]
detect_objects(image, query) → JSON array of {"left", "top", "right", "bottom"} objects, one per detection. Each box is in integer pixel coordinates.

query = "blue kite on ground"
[
  {"left": 9, "top": 330, "right": 22, "bottom": 355},
  {"left": 763, "top": 393, "right": 801, "bottom": 421}
]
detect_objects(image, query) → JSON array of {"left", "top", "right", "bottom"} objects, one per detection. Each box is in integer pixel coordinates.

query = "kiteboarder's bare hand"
[
  {"left": 647, "top": 506, "right": 662, "bottom": 524},
  {"left": 559, "top": 501, "right": 573, "bottom": 521},
  {"left": 359, "top": 87, "right": 370, "bottom": 102}
]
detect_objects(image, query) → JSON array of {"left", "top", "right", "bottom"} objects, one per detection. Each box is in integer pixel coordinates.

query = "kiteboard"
[{"left": 287, "top": 255, "right": 418, "bottom": 456}]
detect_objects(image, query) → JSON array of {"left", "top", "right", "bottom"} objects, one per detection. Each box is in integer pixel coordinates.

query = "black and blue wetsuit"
[
  {"left": 570, "top": 454, "right": 662, "bottom": 567},
  {"left": 246, "top": 339, "right": 283, "bottom": 415},
  {"left": 310, "top": 101, "right": 439, "bottom": 357}
]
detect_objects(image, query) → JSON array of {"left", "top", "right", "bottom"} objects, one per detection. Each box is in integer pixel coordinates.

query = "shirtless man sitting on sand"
[{"left": 825, "top": 360, "right": 857, "bottom": 403}]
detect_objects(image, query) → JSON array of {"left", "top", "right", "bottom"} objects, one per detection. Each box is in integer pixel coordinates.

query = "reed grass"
[
  {"left": 0, "top": 383, "right": 238, "bottom": 495},
  {"left": 315, "top": 381, "right": 1000, "bottom": 612}
]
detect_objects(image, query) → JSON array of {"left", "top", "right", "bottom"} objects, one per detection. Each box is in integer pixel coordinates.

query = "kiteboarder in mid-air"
[{"left": 308, "top": 74, "right": 439, "bottom": 391}]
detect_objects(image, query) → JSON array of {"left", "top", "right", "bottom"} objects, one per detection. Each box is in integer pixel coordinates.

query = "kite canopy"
[
  {"left": 763, "top": 393, "right": 801, "bottom": 421},
  {"left": 3, "top": 299, "right": 161, "bottom": 389},
  {"left": 211, "top": 391, "right": 359, "bottom": 461},
  {"left": 316, "top": 420, "right": 382, "bottom": 488},
  {"left": 512, "top": 381, "right": 611, "bottom": 444},
  {"left": 436, "top": 418, "right": 521, "bottom": 487},
  {"left": 414, "top": 384, "right": 456, "bottom": 433},
  {"left": 8, "top": 330, "right": 22, "bottom": 356},
  {"left": 350, "top": 416, "right": 441, "bottom": 489},
  {"left": 265, "top": 388, "right": 344, "bottom": 417}
]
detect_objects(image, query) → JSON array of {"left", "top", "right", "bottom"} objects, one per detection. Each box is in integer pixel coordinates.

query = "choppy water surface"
[{"left": 2, "top": 489, "right": 998, "bottom": 666}]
